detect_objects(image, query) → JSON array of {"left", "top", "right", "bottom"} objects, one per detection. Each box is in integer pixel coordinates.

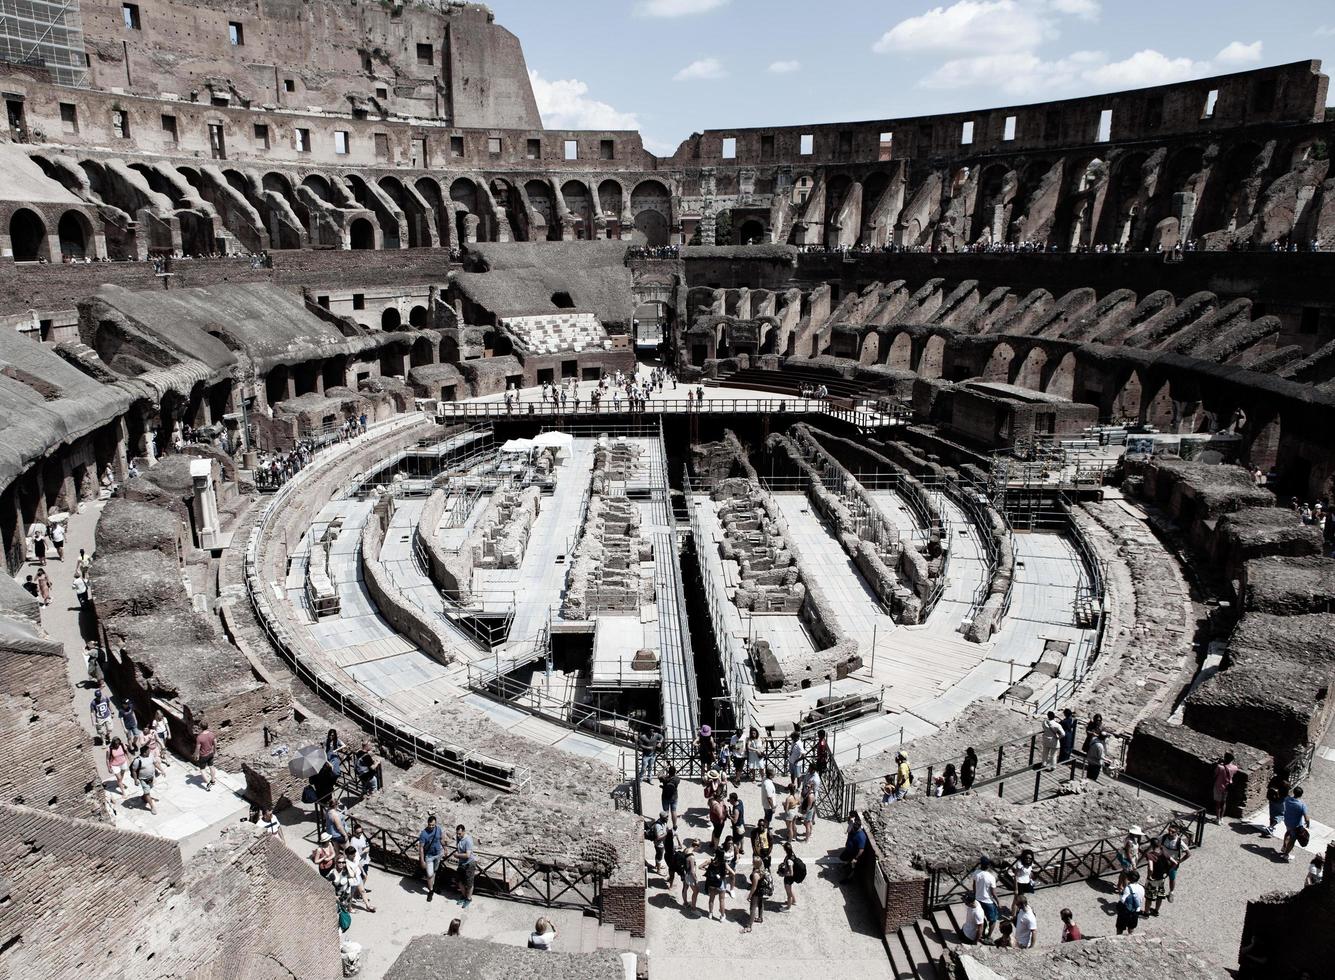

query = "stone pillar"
[{"left": 190, "top": 459, "right": 222, "bottom": 549}]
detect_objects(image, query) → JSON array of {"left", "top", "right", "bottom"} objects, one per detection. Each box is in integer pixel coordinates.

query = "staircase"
[
  {"left": 886, "top": 904, "right": 963, "bottom": 980},
  {"left": 577, "top": 911, "right": 647, "bottom": 966}
]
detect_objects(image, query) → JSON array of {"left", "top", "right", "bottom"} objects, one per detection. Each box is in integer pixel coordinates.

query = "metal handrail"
[
  {"left": 464, "top": 662, "right": 654, "bottom": 747},
  {"left": 436, "top": 396, "right": 895, "bottom": 430}
]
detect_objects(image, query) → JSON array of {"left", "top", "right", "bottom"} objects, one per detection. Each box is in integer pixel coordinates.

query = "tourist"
[
  {"left": 1010, "top": 849, "right": 1037, "bottom": 914},
  {"left": 30, "top": 521, "right": 46, "bottom": 565},
  {"left": 744, "top": 727, "right": 763, "bottom": 781},
  {"left": 1306, "top": 853, "right": 1324, "bottom": 887},
  {"left": 742, "top": 856, "right": 771, "bottom": 932},
  {"left": 839, "top": 812, "right": 867, "bottom": 884},
  {"left": 1060, "top": 907, "right": 1082, "bottom": 941},
  {"left": 960, "top": 747, "right": 978, "bottom": 790},
  {"left": 446, "top": 919, "right": 462, "bottom": 937},
  {"left": 1212, "top": 751, "right": 1239, "bottom": 823},
  {"left": 785, "top": 731, "right": 804, "bottom": 786},
  {"left": 105, "top": 736, "right": 131, "bottom": 794},
  {"left": 941, "top": 763, "right": 959, "bottom": 796},
  {"left": 662, "top": 763, "right": 681, "bottom": 829},
  {"left": 90, "top": 686, "right": 114, "bottom": 744},
  {"left": 1280, "top": 786, "right": 1311, "bottom": 862},
  {"left": 780, "top": 783, "right": 800, "bottom": 842},
  {"left": 324, "top": 728, "right": 347, "bottom": 775},
  {"left": 708, "top": 788, "right": 728, "bottom": 849},
  {"left": 129, "top": 744, "right": 160, "bottom": 814},
  {"left": 72, "top": 571, "right": 89, "bottom": 610},
  {"left": 971, "top": 856, "right": 1001, "bottom": 939},
  {"left": 1014, "top": 894, "right": 1038, "bottom": 948},
  {"left": 1144, "top": 837, "right": 1172, "bottom": 916},
  {"left": 35, "top": 567, "right": 51, "bottom": 606},
  {"left": 1082, "top": 713, "right": 1106, "bottom": 755},
  {"left": 1085, "top": 731, "right": 1106, "bottom": 781},
  {"left": 22, "top": 574, "right": 37, "bottom": 600},
  {"left": 651, "top": 811, "right": 669, "bottom": 874},
  {"left": 704, "top": 849, "right": 729, "bottom": 920},
  {"left": 194, "top": 719, "right": 217, "bottom": 790},
  {"left": 453, "top": 823, "right": 477, "bottom": 907},
  {"left": 892, "top": 751, "right": 912, "bottom": 800},
  {"left": 1160, "top": 823, "right": 1190, "bottom": 902},
  {"left": 528, "top": 917, "right": 557, "bottom": 951},
  {"left": 1115, "top": 870, "right": 1145, "bottom": 934},
  {"left": 1115, "top": 826, "right": 1144, "bottom": 891},
  {"left": 814, "top": 729, "right": 830, "bottom": 774},
  {"left": 993, "top": 920, "right": 1014, "bottom": 947},
  {"left": 1058, "top": 708, "right": 1078, "bottom": 762},
  {"left": 84, "top": 640, "right": 103, "bottom": 687},
  {"left": 961, "top": 893, "right": 985, "bottom": 944},
  {"left": 354, "top": 740, "right": 379, "bottom": 795},
  {"left": 727, "top": 732, "right": 745, "bottom": 780},
  {"left": 325, "top": 797, "right": 349, "bottom": 846},
  {"left": 679, "top": 838, "right": 702, "bottom": 911},
  {"left": 751, "top": 816, "right": 774, "bottom": 871},
  {"left": 149, "top": 710, "right": 171, "bottom": 764},
  {"left": 333, "top": 851, "right": 375, "bottom": 913},
  {"left": 417, "top": 814, "right": 444, "bottom": 901},
  {"left": 881, "top": 772, "right": 897, "bottom": 803},
  {"left": 51, "top": 520, "right": 65, "bottom": 560},
  {"left": 729, "top": 791, "right": 746, "bottom": 862},
  {"left": 703, "top": 767, "right": 725, "bottom": 804},
  {"left": 638, "top": 726, "right": 662, "bottom": 783},
  {"left": 698, "top": 724, "right": 716, "bottom": 771},
  {"left": 311, "top": 832, "right": 337, "bottom": 880},
  {"left": 760, "top": 766, "right": 777, "bottom": 825},
  {"left": 1262, "top": 767, "right": 1290, "bottom": 837},
  {"left": 119, "top": 698, "right": 142, "bottom": 748},
  {"left": 800, "top": 768, "right": 821, "bottom": 838},
  {"left": 780, "top": 842, "right": 804, "bottom": 908},
  {"left": 1040, "top": 711, "right": 1063, "bottom": 769}
]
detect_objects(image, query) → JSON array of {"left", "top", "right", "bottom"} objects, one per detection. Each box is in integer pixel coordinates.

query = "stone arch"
[
  {"left": 562, "top": 180, "right": 595, "bottom": 240},
  {"left": 1142, "top": 379, "right": 1174, "bottom": 429},
  {"left": 972, "top": 163, "right": 1013, "bottom": 243},
  {"left": 525, "top": 179, "right": 559, "bottom": 241},
  {"left": 1043, "top": 351, "right": 1077, "bottom": 401},
  {"left": 409, "top": 305, "right": 429, "bottom": 328},
  {"left": 349, "top": 217, "right": 375, "bottom": 250},
  {"left": 981, "top": 341, "right": 1017, "bottom": 382},
  {"left": 630, "top": 179, "right": 672, "bottom": 246},
  {"left": 410, "top": 336, "right": 433, "bottom": 368},
  {"left": 859, "top": 331, "right": 879, "bottom": 365},
  {"left": 737, "top": 218, "right": 766, "bottom": 245},
  {"left": 919, "top": 334, "right": 946, "bottom": 379},
  {"left": 382, "top": 307, "right": 402, "bottom": 331},
  {"left": 56, "top": 209, "right": 92, "bottom": 260},
  {"left": 379, "top": 175, "right": 432, "bottom": 247},
  {"left": 489, "top": 178, "right": 525, "bottom": 241},
  {"left": 303, "top": 173, "right": 335, "bottom": 202},
  {"left": 449, "top": 177, "right": 480, "bottom": 244},
  {"left": 9, "top": 207, "right": 47, "bottom": 261},
  {"left": 1112, "top": 370, "right": 1143, "bottom": 422},
  {"left": 1011, "top": 346, "right": 1047, "bottom": 390},
  {"left": 441, "top": 335, "right": 459, "bottom": 363},
  {"left": 885, "top": 331, "right": 913, "bottom": 370},
  {"left": 598, "top": 179, "right": 624, "bottom": 236},
  {"left": 416, "top": 177, "right": 452, "bottom": 248}
]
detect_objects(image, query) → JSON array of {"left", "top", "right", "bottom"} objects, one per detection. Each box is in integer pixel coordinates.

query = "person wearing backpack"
[
  {"left": 129, "top": 744, "right": 160, "bottom": 814},
  {"left": 704, "top": 850, "right": 729, "bottom": 921},
  {"left": 743, "top": 856, "right": 772, "bottom": 932},
  {"left": 779, "top": 842, "right": 805, "bottom": 909},
  {"left": 1116, "top": 869, "right": 1146, "bottom": 934}
]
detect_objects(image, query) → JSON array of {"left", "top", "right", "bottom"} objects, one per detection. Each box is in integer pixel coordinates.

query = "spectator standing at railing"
[
  {"left": 637, "top": 727, "right": 662, "bottom": 783},
  {"left": 961, "top": 747, "right": 979, "bottom": 790},
  {"left": 1085, "top": 732, "right": 1107, "bottom": 781},
  {"left": 1058, "top": 708, "right": 1078, "bottom": 763},
  {"left": 698, "top": 724, "right": 716, "bottom": 772},
  {"left": 1040, "top": 711, "right": 1063, "bottom": 770},
  {"left": 785, "top": 731, "right": 803, "bottom": 786}
]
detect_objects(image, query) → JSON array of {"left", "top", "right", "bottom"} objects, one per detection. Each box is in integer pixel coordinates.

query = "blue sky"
[{"left": 498, "top": 0, "right": 1335, "bottom": 155}]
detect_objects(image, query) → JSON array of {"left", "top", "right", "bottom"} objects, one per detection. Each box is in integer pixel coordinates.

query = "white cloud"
[
  {"left": 1316, "top": 25, "right": 1335, "bottom": 36},
  {"left": 636, "top": 0, "right": 728, "bottom": 17},
  {"left": 1047, "top": 0, "right": 1100, "bottom": 19},
  {"left": 873, "top": 1, "right": 1054, "bottom": 54},
  {"left": 1082, "top": 49, "right": 1200, "bottom": 88},
  {"left": 768, "top": 60, "right": 802, "bottom": 74},
  {"left": 921, "top": 50, "right": 1102, "bottom": 96},
  {"left": 528, "top": 71, "right": 640, "bottom": 131},
  {"left": 1215, "top": 40, "right": 1263, "bottom": 65},
  {"left": 673, "top": 57, "right": 727, "bottom": 82}
]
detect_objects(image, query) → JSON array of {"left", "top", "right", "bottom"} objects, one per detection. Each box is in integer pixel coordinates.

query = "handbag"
[{"left": 338, "top": 905, "right": 352, "bottom": 932}]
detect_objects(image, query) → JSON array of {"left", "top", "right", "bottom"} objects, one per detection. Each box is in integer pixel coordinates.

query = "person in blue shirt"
[
  {"left": 417, "top": 814, "right": 444, "bottom": 901},
  {"left": 840, "top": 812, "right": 868, "bottom": 883},
  {"left": 1280, "top": 787, "right": 1311, "bottom": 862}
]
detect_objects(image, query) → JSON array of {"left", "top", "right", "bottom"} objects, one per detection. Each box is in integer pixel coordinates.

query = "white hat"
[{"left": 1127, "top": 825, "right": 1144, "bottom": 837}]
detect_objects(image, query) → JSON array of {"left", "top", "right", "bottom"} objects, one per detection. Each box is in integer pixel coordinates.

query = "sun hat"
[{"left": 700, "top": 724, "right": 712, "bottom": 737}]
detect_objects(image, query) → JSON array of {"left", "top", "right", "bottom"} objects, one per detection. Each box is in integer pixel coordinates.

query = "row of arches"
[{"left": 7, "top": 207, "right": 96, "bottom": 262}]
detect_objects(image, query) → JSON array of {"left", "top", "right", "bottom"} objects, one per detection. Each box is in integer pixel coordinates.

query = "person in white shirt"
[
  {"left": 1014, "top": 894, "right": 1038, "bottom": 948},
  {"left": 961, "top": 893, "right": 986, "bottom": 944},
  {"left": 1010, "top": 848, "right": 1037, "bottom": 915},
  {"left": 761, "top": 768, "right": 778, "bottom": 824},
  {"left": 1040, "top": 711, "right": 1063, "bottom": 769},
  {"left": 528, "top": 916, "right": 557, "bottom": 951},
  {"left": 1116, "top": 869, "right": 1146, "bottom": 935},
  {"left": 972, "top": 857, "right": 1000, "bottom": 939}
]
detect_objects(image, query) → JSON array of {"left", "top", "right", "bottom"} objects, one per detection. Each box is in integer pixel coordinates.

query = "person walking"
[
  {"left": 1116, "top": 826, "right": 1144, "bottom": 892},
  {"left": 679, "top": 839, "right": 702, "bottom": 912},
  {"left": 961, "top": 893, "right": 986, "bottom": 944},
  {"left": 150, "top": 710, "right": 171, "bottom": 766},
  {"left": 1014, "top": 894, "right": 1038, "bottom": 948},
  {"left": 1144, "top": 837, "right": 1172, "bottom": 916},
  {"left": 90, "top": 686, "right": 114, "bottom": 745},
  {"left": 893, "top": 751, "right": 912, "bottom": 800},
  {"left": 1262, "top": 768, "right": 1291, "bottom": 837},
  {"left": 51, "top": 520, "right": 65, "bottom": 561},
  {"left": 453, "top": 824, "right": 477, "bottom": 907},
  {"left": 961, "top": 747, "right": 978, "bottom": 790},
  {"left": 1212, "top": 751, "right": 1239, "bottom": 823},
  {"left": 941, "top": 762, "right": 959, "bottom": 795},
  {"left": 72, "top": 572, "right": 89, "bottom": 610},
  {"left": 417, "top": 814, "right": 444, "bottom": 901},
  {"left": 779, "top": 842, "right": 804, "bottom": 909},
  {"left": 311, "top": 833, "right": 337, "bottom": 880},
  {"left": 1280, "top": 786, "right": 1311, "bottom": 862},
  {"left": 708, "top": 791, "right": 728, "bottom": 849},
  {"left": 751, "top": 817, "right": 774, "bottom": 871},
  {"left": 760, "top": 766, "right": 778, "bottom": 825},
  {"left": 35, "top": 567, "right": 51, "bottom": 606},
  {"left": 1040, "top": 711, "right": 1063, "bottom": 769},
  {"left": 129, "top": 744, "right": 160, "bottom": 814},
  {"left": 728, "top": 792, "right": 746, "bottom": 865},
  {"left": 650, "top": 811, "right": 669, "bottom": 875},
  {"left": 1160, "top": 822, "right": 1190, "bottom": 902},
  {"left": 119, "top": 699, "right": 142, "bottom": 748},
  {"left": 1010, "top": 849, "right": 1037, "bottom": 915},
  {"left": 704, "top": 849, "right": 729, "bottom": 920},
  {"left": 742, "top": 856, "right": 771, "bottom": 933},
  {"left": 1115, "top": 870, "right": 1145, "bottom": 934},
  {"left": 800, "top": 768, "right": 821, "bottom": 840},
  {"left": 661, "top": 764, "right": 681, "bottom": 830},
  {"left": 785, "top": 732, "right": 803, "bottom": 786},
  {"left": 31, "top": 522, "right": 46, "bottom": 566},
  {"left": 193, "top": 720, "right": 217, "bottom": 790},
  {"left": 105, "top": 737, "right": 131, "bottom": 795}
]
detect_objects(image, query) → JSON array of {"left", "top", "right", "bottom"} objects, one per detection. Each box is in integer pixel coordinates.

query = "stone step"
[{"left": 578, "top": 911, "right": 600, "bottom": 953}]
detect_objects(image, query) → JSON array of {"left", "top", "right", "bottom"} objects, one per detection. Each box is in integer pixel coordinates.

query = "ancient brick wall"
[
  {"left": 601, "top": 881, "right": 647, "bottom": 938},
  {"left": 1124, "top": 717, "right": 1271, "bottom": 817}
]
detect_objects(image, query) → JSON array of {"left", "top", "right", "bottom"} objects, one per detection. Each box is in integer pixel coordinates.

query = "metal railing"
[
  {"left": 464, "top": 662, "right": 653, "bottom": 747},
  {"left": 243, "top": 412, "right": 532, "bottom": 792},
  {"left": 436, "top": 396, "right": 894, "bottom": 430},
  {"left": 361, "top": 825, "right": 603, "bottom": 911}
]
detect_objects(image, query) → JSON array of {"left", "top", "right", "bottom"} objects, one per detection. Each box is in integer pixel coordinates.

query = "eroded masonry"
[{"left": 2, "top": 2, "right": 1335, "bottom": 979}]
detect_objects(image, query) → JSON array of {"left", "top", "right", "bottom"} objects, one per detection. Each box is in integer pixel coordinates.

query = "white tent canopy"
[
  {"left": 499, "top": 437, "right": 536, "bottom": 454},
  {"left": 532, "top": 431, "right": 574, "bottom": 454}
]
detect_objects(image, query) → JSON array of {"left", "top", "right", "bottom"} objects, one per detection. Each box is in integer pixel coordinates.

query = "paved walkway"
[{"left": 637, "top": 774, "right": 889, "bottom": 980}]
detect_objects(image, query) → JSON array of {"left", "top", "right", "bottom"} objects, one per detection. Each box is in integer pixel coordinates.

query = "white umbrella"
[{"left": 287, "top": 743, "right": 328, "bottom": 779}]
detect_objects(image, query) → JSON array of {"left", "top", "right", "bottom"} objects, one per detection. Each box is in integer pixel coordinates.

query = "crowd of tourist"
[
  {"left": 1286, "top": 494, "right": 1335, "bottom": 554},
  {"left": 795, "top": 237, "right": 1326, "bottom": 256},
  {"left": 502, "top": 367, "right": 691, "bottom": 414},
  {"left": 627, "top": 245, "right": 682, "bottom": 260}
]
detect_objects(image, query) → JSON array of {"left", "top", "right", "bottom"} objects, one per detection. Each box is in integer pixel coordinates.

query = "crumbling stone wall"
[
  {"left": 1241, "top": 555, "right": 1335, "bottom": 615},
  {"left": 386, "top": 935, "right": 626, "bottom": 980},
  {"left": 564, "top": 441, "right": 653, "bottom": 618},
  {"left": 418, "top": 484, "right": 541, "bottom": 605},
  {"left": 361, "top": 499, "right": 456, "bottom": 666},
  {"left": 1124, "top": 717, "right": 1270, "bottom": 817},
  {"left": 1238, "top": 841, "right": 1335, "bottom": 980},
  {"left": 1213, "top": 506, "right": 1323, "bottom": 595}
]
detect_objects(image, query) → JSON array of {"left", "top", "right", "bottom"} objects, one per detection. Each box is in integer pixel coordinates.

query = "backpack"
[
  {"left": 758, "top": 871, "right": 774, "bottom": 897},
  {"left": 130, "top": 757, "right": 146, "bottom": 780},
  {"left": 1123, "top": 888, "right": 1140, "bottom": 913},
  {"left": 791, "top": 856, "right": 807, "bottom": 884}
]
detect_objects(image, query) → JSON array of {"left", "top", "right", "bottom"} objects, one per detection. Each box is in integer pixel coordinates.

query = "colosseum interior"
[{"left": 1, "top": 2, "right": 1334, "bottom": 979}]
